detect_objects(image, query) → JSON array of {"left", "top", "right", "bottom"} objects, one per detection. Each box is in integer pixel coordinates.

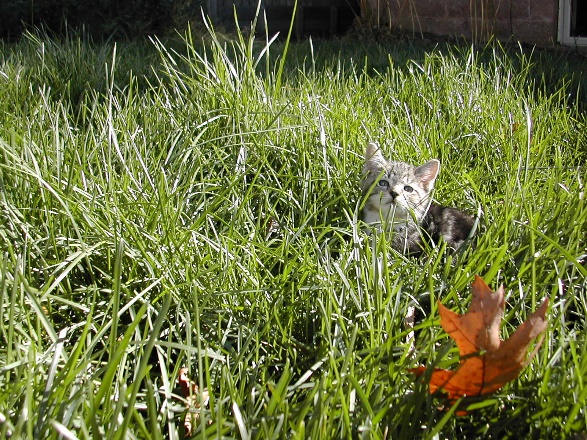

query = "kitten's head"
[{"left": 361, "top": 142, "right": 440, "bottom": 223}]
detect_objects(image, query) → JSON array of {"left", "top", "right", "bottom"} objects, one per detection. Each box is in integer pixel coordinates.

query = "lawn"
[{"left": 0, "top": 20, "right": 586, "bottom": 439}]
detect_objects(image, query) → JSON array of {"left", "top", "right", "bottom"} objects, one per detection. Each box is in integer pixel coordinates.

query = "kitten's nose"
[{"left": 389, "top": 190, "right": 399, "bottom": 199}]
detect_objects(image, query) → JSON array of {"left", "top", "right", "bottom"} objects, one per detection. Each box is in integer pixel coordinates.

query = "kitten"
[{"left": 361, "top": 142, "right": 475, "bottom": 255}]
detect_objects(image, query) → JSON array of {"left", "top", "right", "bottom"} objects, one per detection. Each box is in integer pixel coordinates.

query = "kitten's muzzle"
[{"left": 389, "top": 190, "right": 399, "bottom": 200}]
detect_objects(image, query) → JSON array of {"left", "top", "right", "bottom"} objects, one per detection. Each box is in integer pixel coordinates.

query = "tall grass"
[{"left": 0, "top": 24, "right": 586, "bottom": 439}]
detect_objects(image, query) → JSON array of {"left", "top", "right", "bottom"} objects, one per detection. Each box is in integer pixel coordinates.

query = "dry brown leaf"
[
  {"left": 178, "top": 368, "right": 209, "bottom": 436},
  {"left": 411, "top": 275, "right": 549, "bottom": 407}
]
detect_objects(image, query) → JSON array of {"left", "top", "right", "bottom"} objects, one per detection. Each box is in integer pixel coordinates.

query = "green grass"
[{"left": 0, "top": 23, "right": 586, "bottom": 439}]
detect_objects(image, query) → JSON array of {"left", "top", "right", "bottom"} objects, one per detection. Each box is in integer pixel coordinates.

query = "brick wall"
[{"left": 372, "top": 0, "right": 559, "bottom": 46}]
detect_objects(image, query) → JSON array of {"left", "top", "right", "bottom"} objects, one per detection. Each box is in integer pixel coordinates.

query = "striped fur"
[{"left": 362, "top": 143, "right": 474, "bottom": 255}]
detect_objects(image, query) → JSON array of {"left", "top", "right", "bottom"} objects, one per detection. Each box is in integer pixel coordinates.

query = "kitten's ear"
[
  {"left": 415, "top": 159, "right": 440, "bottom": 192},
  {"left": 364, "top": 142, "right": 387, "bottom": 172}
]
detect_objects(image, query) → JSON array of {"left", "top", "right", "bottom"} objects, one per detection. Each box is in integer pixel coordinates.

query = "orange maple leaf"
[{"left": 411, "top": 275, "right": 549, "bottom": 405}]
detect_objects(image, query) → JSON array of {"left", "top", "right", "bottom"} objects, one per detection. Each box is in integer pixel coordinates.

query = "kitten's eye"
[
  {"left": 378, "top": 180, "right": 389, "bottom": 188},
  {"left": 404, "top": 185, "right": 414, "bottom": 193}
]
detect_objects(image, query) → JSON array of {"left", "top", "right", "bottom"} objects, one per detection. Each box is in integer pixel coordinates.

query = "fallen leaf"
[
  {"left": 178, "top": 368, "right": 210, "bottom": 436},
  {"left": 411, "top": 275, "right": 549, "bottom": 407}
]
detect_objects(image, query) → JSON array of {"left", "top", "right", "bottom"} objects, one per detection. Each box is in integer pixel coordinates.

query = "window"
[{"left": 559, "top": 0, "right": 587, "bottom": 46}]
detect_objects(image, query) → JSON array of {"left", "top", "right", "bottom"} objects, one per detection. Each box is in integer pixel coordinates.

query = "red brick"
[
  {"left": 530, "top": 0, "right": 558, "bottom": 20},
  {"left": 420, "top": 17, "right": 468, "bottom": 35},
  {"left": 447, "top": 0, "right": 470, "bottom": 17},
  {"left": 511, "top": 19, "right": 557, "bottom": 45},
  {"left": 372, "top": 0, "right": 558, "bottom": 46},
  {"left": 492, "top": 0, "right": 531, "bottom": 20},
  {"left": 412, "top": 0, "right": 447, "bottom": 18}
]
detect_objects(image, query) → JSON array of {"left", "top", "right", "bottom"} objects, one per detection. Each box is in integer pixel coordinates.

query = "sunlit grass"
[{"left": 0, "top": 22, "right": 586, "bottom": 438}]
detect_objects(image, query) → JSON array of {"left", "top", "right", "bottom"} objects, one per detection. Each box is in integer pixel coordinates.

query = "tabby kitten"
[{"left": 361, "top": 142, "right": 474, "bottom": 255}]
